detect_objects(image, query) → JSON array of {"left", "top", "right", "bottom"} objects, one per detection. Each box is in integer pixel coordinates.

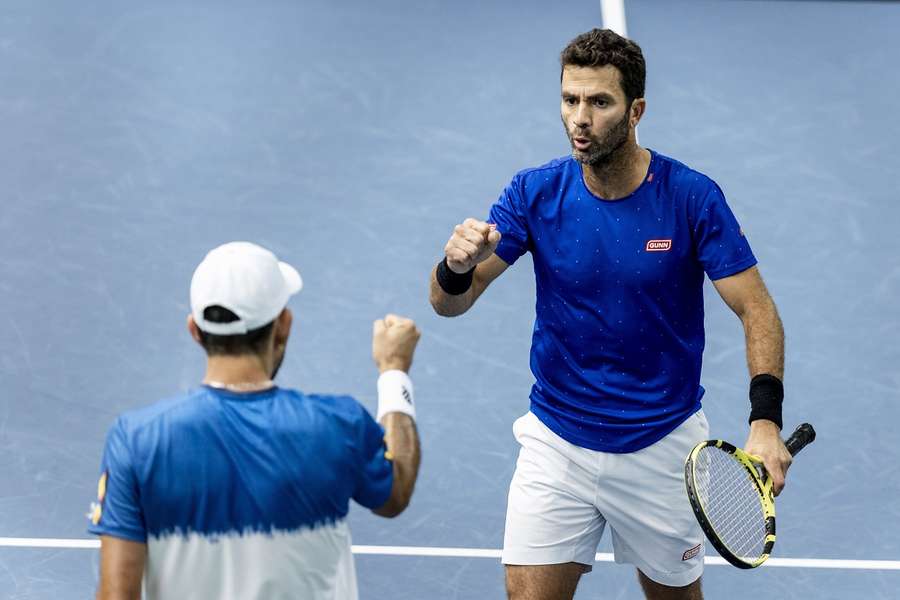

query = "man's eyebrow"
[{"left": 561, "top": 90, "right": 615, "bottom": 101}]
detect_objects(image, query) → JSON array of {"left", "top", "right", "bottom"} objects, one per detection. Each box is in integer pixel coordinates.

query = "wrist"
[
  {"left": 436, "top": 257, "right": 474, "bottom": 295},
  {"left": 377, "top": 360, "right": 411, "bottom": 374},
  {"left": 749, "top": 419, "right": 781, "bottom": 433},
  {"left": 749, "top": 374, "right": 783, "bottom": 430},
  {"left": 377, "top": 370, "right": 416, "bottom": 421},
  {"left": 445, "top": 257, "right": 472, "bottom": 275}
]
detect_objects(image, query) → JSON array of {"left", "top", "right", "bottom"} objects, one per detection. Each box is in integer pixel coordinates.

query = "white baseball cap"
[{"left": 190, "top": 242, "right": 303, "bottom": 335}]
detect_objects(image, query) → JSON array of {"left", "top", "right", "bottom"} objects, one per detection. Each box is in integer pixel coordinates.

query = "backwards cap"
[{"left": 190, "top": 241, "right": 302, "bottom": 335}]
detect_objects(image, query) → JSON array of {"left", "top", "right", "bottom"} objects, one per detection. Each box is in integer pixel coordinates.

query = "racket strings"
[{"left": 694, "top": 447, "right": 767, "bottom": 561}]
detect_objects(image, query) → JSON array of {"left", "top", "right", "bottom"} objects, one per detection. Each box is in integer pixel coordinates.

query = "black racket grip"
[{"left": 784, "top": 423, "right": 816, "bottom": 456}]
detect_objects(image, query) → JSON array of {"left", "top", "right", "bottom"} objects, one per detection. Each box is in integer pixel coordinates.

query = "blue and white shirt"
[
  {"left": 88, "top": 386, "right": 392, "bottom": 600},
  {"left": 489, "top": 150, "right": 756, "bottom": 453}
]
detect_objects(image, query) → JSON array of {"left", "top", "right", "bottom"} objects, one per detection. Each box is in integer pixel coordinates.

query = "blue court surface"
[{"left": 1, "top": 0, "right": 899, "bottom": 598}]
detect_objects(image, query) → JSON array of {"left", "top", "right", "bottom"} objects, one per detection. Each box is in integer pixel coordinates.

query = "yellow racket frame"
[
  {"left": 684, "top": 439, "right": 776, "bottom": 569},
  {"left": 684, "top": 423, "right": 814, "bottom": 569}
]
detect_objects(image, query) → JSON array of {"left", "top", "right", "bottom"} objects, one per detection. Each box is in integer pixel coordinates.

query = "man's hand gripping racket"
[{"left": 684, "top": 423, "right": 816, "bottom": 569}]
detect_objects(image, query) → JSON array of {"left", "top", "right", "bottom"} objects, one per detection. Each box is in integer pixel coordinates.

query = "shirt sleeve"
[
  {"left": 488, "top": 174, "right": 530, "bottom": 266},
  {"left": 690, "top": 179, "right": 758, "bottom": 280},
  {"left": 87, "top": 417, "right": 147, "bottom": 542},
  {"left": 352, "top": 408, "right": 394, "bottom": 510}
]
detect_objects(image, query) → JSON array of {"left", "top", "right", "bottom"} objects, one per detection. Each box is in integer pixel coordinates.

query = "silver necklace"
[{"left": 205, "top": 379, "right": 274, "bottom": 392}]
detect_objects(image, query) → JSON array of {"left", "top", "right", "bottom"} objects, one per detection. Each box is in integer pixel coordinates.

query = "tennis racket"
[{"left": 684, "top": 422, "right": 816, "bottom": 569}]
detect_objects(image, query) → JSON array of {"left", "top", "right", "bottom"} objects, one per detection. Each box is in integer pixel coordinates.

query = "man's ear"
[
  {"left": 275, "top": 308, "right": 293, "bottom": 346},
  {"left": 630, "top": 97, "right": 646, "bottom": 128},
  {"left": 187, "top": 315, "right": 204, "bottom": 345}
]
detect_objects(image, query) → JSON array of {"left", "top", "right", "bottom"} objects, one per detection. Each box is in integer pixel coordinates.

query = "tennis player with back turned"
[
  {"left": 430, "top": 29, "right": 792, "bottom": 600},
  {"left": 88, "top": 241, "right": 421, "bottom": 600}
]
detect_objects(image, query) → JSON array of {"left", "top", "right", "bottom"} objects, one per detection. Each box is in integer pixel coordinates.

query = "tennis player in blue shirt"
[
  {"left": 430, "top": 29, "right": 792, "bottom": 600},
  {"left": 89, "top": 241, "right": 421, "bottom": 600}
]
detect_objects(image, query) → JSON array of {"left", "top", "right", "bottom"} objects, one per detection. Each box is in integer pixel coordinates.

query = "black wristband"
[
  {"left": 749, "top": 374, "right": 784, "bottom": 430},
  {"left": 436, "top": 257, "right": 474, "bottom": 295}
]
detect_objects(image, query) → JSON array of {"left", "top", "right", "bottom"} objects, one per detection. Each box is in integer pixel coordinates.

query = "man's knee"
[
  {"left": 637, "top": 570, "right": 702, "bottom": 600},
  {"left": 505, "top": 563, "right": 585, "bottom": 600}
]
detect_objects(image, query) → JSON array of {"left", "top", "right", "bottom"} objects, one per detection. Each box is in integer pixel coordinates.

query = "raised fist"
[
  {"left": 444, "top": 218, "right": 502, "bottom": 274},
  {"left": 372, "top": 314, "right": 421, "bottom": 373}
]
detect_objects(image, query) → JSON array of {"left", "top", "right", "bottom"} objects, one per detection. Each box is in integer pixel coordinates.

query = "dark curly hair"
[{"left": 560, "top": 28, "right": 646, "bottom": 106}]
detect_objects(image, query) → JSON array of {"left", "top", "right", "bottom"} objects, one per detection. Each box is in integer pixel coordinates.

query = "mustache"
[{"left": 570, "top": 127, "right": 594, "bottom": 139}]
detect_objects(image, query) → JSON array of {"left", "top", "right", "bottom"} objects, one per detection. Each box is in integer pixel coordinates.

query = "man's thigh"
[
  {"left": 502, "top": 413, "right": 604, "bottom": 569},
  {"left": 506, "top": 563, "right": 585, "bottom": 600},
  {"left": 601, "top": 410, "right": 710, "bottom": 588}
]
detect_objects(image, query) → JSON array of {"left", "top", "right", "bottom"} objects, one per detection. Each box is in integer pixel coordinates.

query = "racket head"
[{"left": 684, "top": 440, "right": 776, "bottom": 569}]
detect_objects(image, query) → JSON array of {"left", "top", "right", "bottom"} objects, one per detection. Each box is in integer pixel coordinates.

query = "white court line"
[
  {"left": 599, "top": 0, "right": 638, "bottom": 145},
  {"left": 0, "top": 538, "right": 99, "bottom": 549},
  {"left": 2, "top": 539, "right": 899, "bottom": 570},
  {"left": 600, "top": 0, "right": 628, "bottom": 36}
]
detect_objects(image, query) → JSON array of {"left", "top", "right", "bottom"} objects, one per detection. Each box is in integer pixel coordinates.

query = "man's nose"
[{"left": 573, "top": 101, "right": 590, "bottom": 130}]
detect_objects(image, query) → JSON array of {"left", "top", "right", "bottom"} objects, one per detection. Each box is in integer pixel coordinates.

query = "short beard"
[{"left": 565, "top": 108, "right": 631, "bottom": 167}]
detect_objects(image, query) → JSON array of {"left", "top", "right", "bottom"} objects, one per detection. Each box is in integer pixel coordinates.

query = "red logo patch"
[
  {"left": 682, "top": 543, "right": 702, "bottom": 561},
  {"left": 645, "top": 239, "right": 672, "bottom": 252}
]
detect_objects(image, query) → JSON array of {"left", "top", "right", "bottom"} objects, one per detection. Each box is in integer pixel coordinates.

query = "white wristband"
[{"left": 376, "top": 370, "right": 416, "bottom": 422}]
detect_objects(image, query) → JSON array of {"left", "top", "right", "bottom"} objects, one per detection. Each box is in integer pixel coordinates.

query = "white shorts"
[{"left": 502, "top": 410, "right": 709, "bottom": 587}]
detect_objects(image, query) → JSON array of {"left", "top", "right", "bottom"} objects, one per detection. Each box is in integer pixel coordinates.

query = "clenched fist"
[
  {"left": 372, "top": 314, "right": 421, "bottom": 374},
  {"left": 444, "top": 218, "right": 502, "bottom": 274}
]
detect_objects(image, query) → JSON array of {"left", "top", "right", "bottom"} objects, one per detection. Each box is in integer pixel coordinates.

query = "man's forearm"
[
  {"left": 429, "top": 265, "right": 477, "bottom": 317},
  {"left": 97, "top": 537, "right": 146, "bottom": 600},
  {"left": 741, "top": 298, "right": 791, "bottom": 491},
  {"left": 376, "top": 413, "right": 420, "bottom": 517},
  {"left": 742, "top": 297, "right": 784, "bottom": 379}
]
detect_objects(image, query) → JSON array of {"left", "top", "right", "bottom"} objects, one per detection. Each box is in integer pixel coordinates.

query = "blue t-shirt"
[
  {"left": 489, "top": 151, "right": 756, "bottom": 453},
  {"left": 87, "top": 386, "right": 392, "bottom": 600}
]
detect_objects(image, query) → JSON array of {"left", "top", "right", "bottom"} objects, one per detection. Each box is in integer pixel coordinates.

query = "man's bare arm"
[
  {"left": 430, "top": 253, "right": 509, "bottom": 317},
  {"left": 373, "top": 412, "right": 420, "bottom": 518},
  {"left": 712, "top": 266, "right": 784, "bottom": 379},
  {"left": 97, "top": 536, "right": 145, "bottom": 600},
  {"left": 713, "top": 265, "right": 791, "bottom": 494},
  {"left": 429, "top": 217, "right": 509, "bottom": 317},
  {"left": 370, "top": 315, "right": 421, "bottom": 518}
]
